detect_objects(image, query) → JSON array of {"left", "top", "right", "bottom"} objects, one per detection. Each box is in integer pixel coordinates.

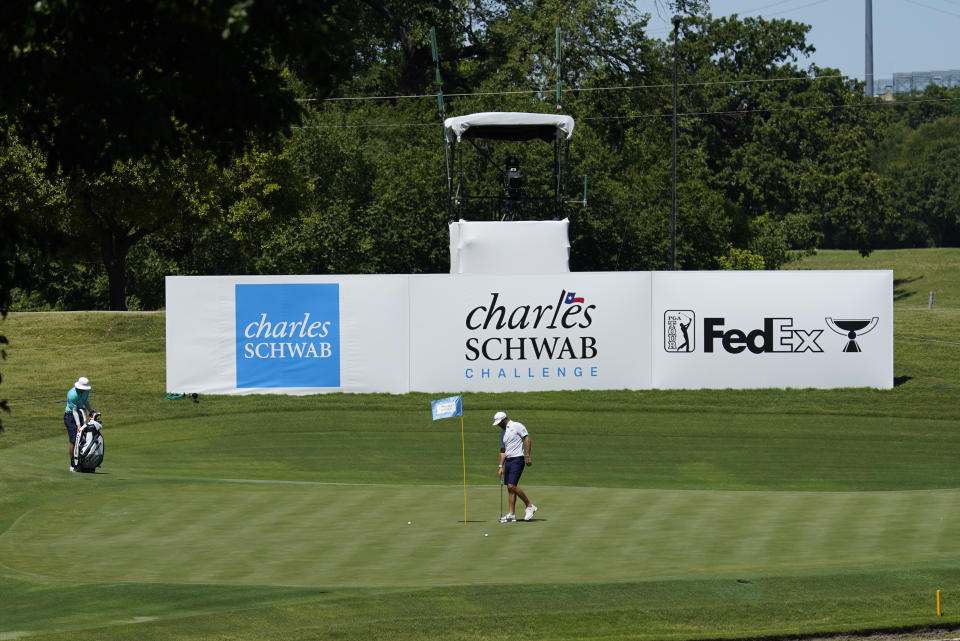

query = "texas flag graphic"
[{"left": 564, "top": 291, "right": 585, "bottom": 304}]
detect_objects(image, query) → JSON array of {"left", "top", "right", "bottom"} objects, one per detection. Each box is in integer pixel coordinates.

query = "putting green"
[{"left": 3, "top": 478, "right": 959, "bottom": 588}]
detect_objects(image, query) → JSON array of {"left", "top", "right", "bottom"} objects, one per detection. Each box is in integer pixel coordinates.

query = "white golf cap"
[
  {"left": 75, "top": 376, "right": 91, "bottom": 390},
  {"left": 492, "top": 411, "right": 507, "bottom": 425}
]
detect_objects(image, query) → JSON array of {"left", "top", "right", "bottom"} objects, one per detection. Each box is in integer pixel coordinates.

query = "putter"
[{"left": 499, "top": 474, "right": 504, "bottom": 521}]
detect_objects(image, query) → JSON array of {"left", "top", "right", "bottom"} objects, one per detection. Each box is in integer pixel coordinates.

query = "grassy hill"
[{"left": 1, "top": 248, "right": 958, "bottom": 640}]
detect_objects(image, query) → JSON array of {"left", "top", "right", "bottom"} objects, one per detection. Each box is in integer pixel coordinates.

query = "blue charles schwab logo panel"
[{"left": 235, "top": 283, "right": 341, "bottom": 388}]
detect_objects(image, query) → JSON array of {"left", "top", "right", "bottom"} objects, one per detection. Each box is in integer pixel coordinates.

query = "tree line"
[{"left": 2, "top": 0, "right": 959, "bottom": 316}]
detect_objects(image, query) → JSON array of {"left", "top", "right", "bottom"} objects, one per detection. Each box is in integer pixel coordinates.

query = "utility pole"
[
  {"left": 671, "top": 15, "right": 680, "bottom": 271},
  {"left": 865, "top": 0, "right": 874, "bottom": 97}
]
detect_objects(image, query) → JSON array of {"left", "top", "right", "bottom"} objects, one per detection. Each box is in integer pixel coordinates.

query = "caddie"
[{"left": 64, "top": 376, "right": 95, "bottom": 472}]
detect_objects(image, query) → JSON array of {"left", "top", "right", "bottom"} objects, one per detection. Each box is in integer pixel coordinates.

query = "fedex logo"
[{"left": 704, "top": 317, "right": 823, "bottom": 354}]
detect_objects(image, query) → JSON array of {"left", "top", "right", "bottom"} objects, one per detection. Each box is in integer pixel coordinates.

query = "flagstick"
[
  {"left": 430, "top": 396, "right": 466, "bottom": 523},
  {"left": 460, "top": 414, "right": 467, "bottom": 524}
]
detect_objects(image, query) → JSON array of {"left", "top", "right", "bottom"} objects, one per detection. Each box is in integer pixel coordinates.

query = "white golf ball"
[
  {"left": 407, "top": 521, "right": 412, "bottom": 525},
  {"left": 484, "top": 533, "right": 488, "bottom": 537}
]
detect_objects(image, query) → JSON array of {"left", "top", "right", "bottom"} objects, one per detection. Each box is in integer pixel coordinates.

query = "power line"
[
  {"left": 303, "top": 88, "right": 539, "bottom": 102},
  {"left": 301, "top": 74, "right": 846, "bottom": 104},
  {"left": 741, "top": 0, "right": 812, "bottom": 13},
  {"left": 902, "top": 0, "right": 960, "bottom": 18},
  {"left": 291, "top": 123, "right": 437, "bottom": 130},
  {"left": 560, "top": 74, "right": 843, "bottom": 93},
  {"left": 764, "top": 0, "right": 833, "bottom": 19},
  {"left": 583, "top": 96, "right": 960, "bottom": 121},
  {"left": 293, "top": 96, "right": 960, "bottom": 130},
  {"left": 644, "top": 0, "right": 833, "bottom": 34}
]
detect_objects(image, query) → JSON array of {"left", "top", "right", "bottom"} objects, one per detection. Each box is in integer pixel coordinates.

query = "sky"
[{"left": 636, "top": 0, "right": 960, "bottom": 83}]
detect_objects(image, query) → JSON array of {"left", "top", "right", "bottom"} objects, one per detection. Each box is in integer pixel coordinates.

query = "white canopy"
[{"left": 443, "top": 112, "right": 575, "bottom": 144}]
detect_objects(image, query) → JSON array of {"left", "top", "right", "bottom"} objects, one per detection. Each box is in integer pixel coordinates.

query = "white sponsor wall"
[
  {"left": 410, "top": 272, "right": 651, "bottom": 392},
  {"left": 166, "top": 275, "right": 409, "bottom": 395},
  {"left": 166, "top": 270, "right": 893, "bottom": 394},
  {"left": 651, "top": 271, "right": 893, "bottom": 389}
]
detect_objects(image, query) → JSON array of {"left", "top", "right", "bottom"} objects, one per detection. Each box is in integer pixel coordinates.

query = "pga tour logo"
[
  {"left": 664, "top": 310, "right": 880, "bottom": 354},
  {"left": 664, "top": 310, "right": 695, "bottom": 352},
  {"left": 235, "top": 283, "right": 341, "bottom": 388}
]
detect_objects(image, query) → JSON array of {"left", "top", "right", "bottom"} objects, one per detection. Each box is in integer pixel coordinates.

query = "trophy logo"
[
  {"left": 824, "top": 317, "right": 879, "bottom": 353},
  {"left": 664, "top": 310, "right": 695, "bottom": 352}
]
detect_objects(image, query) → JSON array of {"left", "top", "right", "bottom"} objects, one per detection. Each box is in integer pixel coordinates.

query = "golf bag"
[{"left": 72, "top": 411, "right": 104, "bottom": 473}]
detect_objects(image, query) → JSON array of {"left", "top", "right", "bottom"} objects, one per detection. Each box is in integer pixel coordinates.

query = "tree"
[
  {"left": 887, "top": 84, "right": 960, "bottom": 130},
  {"left": 64, "top": 153, "right": 222, "bottom": 310},
  {"left": 254, "top": 0, "right": 903, "bottom": 273},
  {"left": 296, "top": 0, "right": 668, "bottom": 271},
  {"left": 275, "top": 101, "right": 448, "bottom": 275},
  {"left": 0, "top": 119, "right": 63, "bottom": 430},
  {"left": 874, "top": 116, "right": 960, "bottom": 247},
  {"left": 4, "top": 0, "right": 920, "bottom": 312},
  {"left": 2, "top": 1, "right": 358, "bottom": 172},
  {"left": 1, "top": 0, "right": 360, "bottom": 308},
  {"left": 667, "top": 8, "right": 891, "bottom": 262}
]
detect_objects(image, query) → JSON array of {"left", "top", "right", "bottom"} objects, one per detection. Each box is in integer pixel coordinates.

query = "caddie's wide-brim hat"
[{"left": 75, "top": 376, "right": 91, "bottom": 390}]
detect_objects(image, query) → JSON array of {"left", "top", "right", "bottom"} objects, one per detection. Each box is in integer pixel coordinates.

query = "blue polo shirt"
[{"left": 65, "top": 387, "right": 92, "bottom": 414}]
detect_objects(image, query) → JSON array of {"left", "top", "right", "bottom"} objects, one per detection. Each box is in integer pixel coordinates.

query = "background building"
[{"left": 875, "top": 69, "right": 960, "bottom": 95}]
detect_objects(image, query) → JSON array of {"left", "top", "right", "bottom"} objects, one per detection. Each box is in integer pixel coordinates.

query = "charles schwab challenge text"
[{"left": 464, "top": 290, "right": 598, "bottom": 380}]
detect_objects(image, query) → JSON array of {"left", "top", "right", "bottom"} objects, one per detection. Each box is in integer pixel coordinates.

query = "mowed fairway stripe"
[{"left": 3, "top": 482, "right": 960, "bottom": 588}]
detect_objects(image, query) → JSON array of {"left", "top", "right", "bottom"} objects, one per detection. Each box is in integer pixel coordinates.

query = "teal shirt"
[{"left": 65, "top": 387, "right": 92, "bottom": 414}]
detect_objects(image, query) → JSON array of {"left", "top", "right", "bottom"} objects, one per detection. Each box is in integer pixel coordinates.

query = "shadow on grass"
[
  {"left": 894, "top": 276, "right": 924, "bottom": 302},
  {"left": 894, "top": 376, "right": 913, "bottom": 387}
]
